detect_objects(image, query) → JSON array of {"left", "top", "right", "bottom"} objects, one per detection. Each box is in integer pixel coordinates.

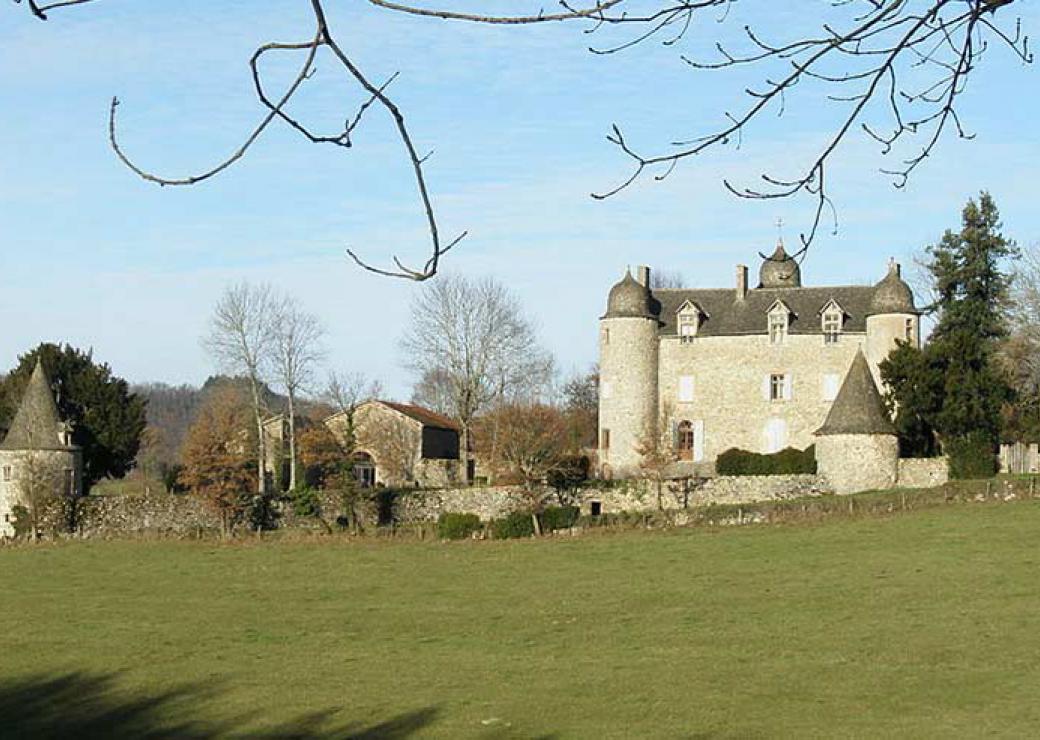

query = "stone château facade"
[
  {"left": 0, "top": 360, "right": 83, "bottom": 537},
  {"left": 598, "top": 244, "right": 920, "bottom": 479}
]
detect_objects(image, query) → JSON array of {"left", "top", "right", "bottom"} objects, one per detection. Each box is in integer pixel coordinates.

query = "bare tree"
[
  {"left": 271, "top": 297, "right": 326, "bottom": 491},
  {"left": 14, "top": 449, "right": 66, "bottom": 540},
  {"left": 364, "top": 414, "right": 422, "bottom": 486},
  {"left": 651, "top": 270, "right": 686, "bottom": 290},
  {"left": 410, "top": 368, "right": 457, "bottom": 418},
  {"left": 14, "top": 0, "right": 1030, "bottom": 273},
  {"left": 400, "top": 274, "right": 553, "bottom": 483},
  {"left": 635, "top": 402, "right": 680, "bottom": 511},
  {"left": 1002, "top": 243, "right": 1040, "bottom": 394},
  {"left": 202, "top": 283, "right": 277, "bottom": 496}
]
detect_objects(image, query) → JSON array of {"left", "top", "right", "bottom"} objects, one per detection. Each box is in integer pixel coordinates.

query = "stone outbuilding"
[
  {"left": 325, "top": 400, "right": 464, "bottom": 489},
  {"left": 814, "top": 349, "right": 899, "bottom": 494},
  {"left": 0, "top": 360, "right": 83, "bottom": 537}
]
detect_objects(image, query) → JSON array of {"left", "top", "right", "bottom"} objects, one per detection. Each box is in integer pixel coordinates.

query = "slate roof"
[
  {"left": 653, "top": 285, "right": 875, "bottom": 337},
  {"left": 815, "top": 351, "right": 896, "bottom": 436},
  {"left": 381, "top": 402, "right": 460, "bottom": 431},
  {"left": 0, "top": 360, "right": 73, "bottom": 451}
]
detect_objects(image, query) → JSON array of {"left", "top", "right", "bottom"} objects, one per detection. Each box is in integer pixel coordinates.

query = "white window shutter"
[
  {"left": 783, "top": 374, "right": 793, "bottom": 400},
  {"left": 762, "top": 375, "right": 771, "bottom": 400},
  {"left": 601, "top": 381, "right": 613, "bottom": 400},
  {"left": 693, "top": 420, "right": 705, "bottom": 462},
  {"left": 678, "top": 375, "right": 695, "bottom": 402},
  {"left": 822, "top": 373, "right": 839, "bottom": 401}
]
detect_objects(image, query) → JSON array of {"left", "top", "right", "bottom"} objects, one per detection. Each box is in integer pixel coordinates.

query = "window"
[
  {"left": 822, "top": 310, "right": 842, "bottom": 344},
  {"left": 676, "top": 301, "right": 702, "bottom": 343},
  {"left": 601, "top": 327, "right": 610, "bottom": 346},
  {"left": 601, "top": 429, "right": 611, "bottom": 451},
  {"left": 769, "top": 373, "right": 789, "bottom": 402},
  {"left": 64, "top": 469, "right": 74, "bottom": 497},
  {"left": 2, "top": 465, "right": 10, "bottom": 482},
  {"left": 768, "top": 312, "right": 787, "bottom": 345},
  {"left": 590, "top": 501, "right": 603, "bottom": 516},
  {"left": 352, "top": 452, "right": 376, "bottom": 488},
  {"left": 822, "top": 373, "right": 840, "bottom": 401},
  {"left": 601, "top": 381, "right": 613, "bottom": 400},
  {"left": 677, "top": 421, "right": 695, "bottom": 460},
  {"left": 905, "top": 318, "right": 915, "bottom": 341},
  {"left": 678, "top": 375, "right": 695, "bottom": 403},
  {"left": 678, "top": 313, "right": 698, "bottom": 343}
]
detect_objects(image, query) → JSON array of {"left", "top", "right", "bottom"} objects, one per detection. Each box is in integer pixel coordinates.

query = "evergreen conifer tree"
[{"left": 882, "top": 192, "right": 1016, "bottom": 477}]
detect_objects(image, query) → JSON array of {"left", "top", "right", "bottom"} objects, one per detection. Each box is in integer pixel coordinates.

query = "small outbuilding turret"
[{"left": 814, "top": 350, "right": 899, "bottom": 494}]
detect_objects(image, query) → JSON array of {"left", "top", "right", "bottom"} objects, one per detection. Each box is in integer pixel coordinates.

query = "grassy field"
[{"left": 2, "top": 500, "right": 1039, "bottom": 738}]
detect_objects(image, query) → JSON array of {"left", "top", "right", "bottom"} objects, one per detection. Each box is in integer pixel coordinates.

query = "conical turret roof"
[
  {"left": 0, "top": 359, "right": 69, "bottom": 450},
  {"left": 815, "top": 350, "right": 896, "bottom": 436}
]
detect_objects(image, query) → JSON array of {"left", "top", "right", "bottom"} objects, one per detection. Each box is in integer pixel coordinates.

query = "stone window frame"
[
  {"left": 820, "top": 300, "right": 844, "bottom": 345},
  {"left": 904, "top": 317, "right": 915, "bottom": 341},
  {"left": 676, "top": 420, "right": 695, "bottom": 460},
  {"left": 2, "top": 465, "right": 10, "bottom": 482},
  {"left": 601, "top": 428, "right": 611, "bottom": 451},
  {"left": 676, "top": 300, "right": 704, "bottom": 344},
  {"left": 767, "top": 301, "right": 791, "bottom": 345},
  {"left": 768, "top": 373, "right": 792, "bottom": 402}
]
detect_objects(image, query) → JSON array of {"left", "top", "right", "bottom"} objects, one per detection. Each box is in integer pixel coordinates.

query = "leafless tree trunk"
[
  {"left": 202, "top": 282, "right": 277, "bottom": 496},
  {"left": 400, "top": 275, "right": 553, "bottom": 484},
  {"left": 272, "top": 297, "right": 326, "bottom": 491}
]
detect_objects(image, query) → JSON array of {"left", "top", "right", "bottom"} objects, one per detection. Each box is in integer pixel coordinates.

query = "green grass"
[{"left": 3, "top": 500, "right": 1040, "bottom": 737}]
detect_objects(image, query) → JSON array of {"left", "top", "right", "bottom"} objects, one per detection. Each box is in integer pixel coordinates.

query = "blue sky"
[{"left": 2, "top": 1, "right": 1038, "bottom": 397}]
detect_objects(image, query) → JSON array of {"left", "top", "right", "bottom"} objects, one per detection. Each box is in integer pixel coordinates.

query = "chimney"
[
  {"left": 636, "top": 265, "right": 651, "bottom": 288},
  {"left": 736, "top": 264, "right": 748, "bottom": 300}
]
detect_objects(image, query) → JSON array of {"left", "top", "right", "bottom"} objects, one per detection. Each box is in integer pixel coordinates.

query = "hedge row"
[
  {"left": 715, "top": 445, "right": 817, "bottom": 476},
  {"left": 437, "top": 506, "right": 582, "bottom": 541}
]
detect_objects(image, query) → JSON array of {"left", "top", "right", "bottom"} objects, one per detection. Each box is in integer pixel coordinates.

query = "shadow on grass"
[{"left": 0, "top": 672, "right": 438, "bottom": 739}]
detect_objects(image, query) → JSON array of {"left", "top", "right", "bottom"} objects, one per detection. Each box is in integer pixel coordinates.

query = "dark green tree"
[
  {"left": 0, "top": 344, "right": 147, "bottom": 492},
  {"left": 882, "top": 192, "right": 1016, "bottom": 477}
]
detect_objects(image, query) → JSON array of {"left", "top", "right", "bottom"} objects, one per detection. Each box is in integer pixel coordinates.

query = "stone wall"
[
  {"left": 73, "top": 493, "right": 219, "bottom": 537},
  {"left": 897, "top": 457, "right": 949, "bottom": 489},
  {"left": 576, "top": 475, "right": 829, "bottom": 515},
  {"left": 816, "top": 433, "right": 899, "bottom": 494}
]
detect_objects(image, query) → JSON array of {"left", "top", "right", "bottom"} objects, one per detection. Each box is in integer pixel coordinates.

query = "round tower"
[
  {"left": 598, "top": 267, "right": 659, "bottom": 478},
  {"left": 865, "top": 259, "right": 920, "bottom": 374}
]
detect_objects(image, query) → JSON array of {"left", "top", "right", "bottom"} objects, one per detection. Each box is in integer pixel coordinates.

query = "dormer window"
[
  {"left": 820, "top": 300, "right": 844, "bottom": 345},
  {"left": 676, "top": 300, "right": 705, "bottom": 343},
  {"left": 767, "top": 301, "right": 791, "bottom": 345},
  {"left": 678, "top": 313, "right": 699, "bottom": 342}
]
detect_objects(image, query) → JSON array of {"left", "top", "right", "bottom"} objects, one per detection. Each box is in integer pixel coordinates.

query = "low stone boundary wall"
[
  {"left": 576, "top": 475, "right": 829, "bottom": 515},
  {"left": 897, "top": 457, "right": 949, "bottom": 489},
  {"left": 73, "top": 493, "right": 218, "bottom": 537},
  {"left": 16, "top": 474, "right": 834, "bottom": 539}
]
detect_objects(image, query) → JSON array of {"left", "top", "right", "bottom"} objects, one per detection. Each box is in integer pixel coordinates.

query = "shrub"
[
  {"left": 945, "top": 432, "right": 997, "bottom": 479},
  {"left": 547, "top": 457, "right": 589, "bottom": 492},
  {"left": 9, "top": 505, "right": 32, "bottom": 539},
  {"left": 437, "top": 512, "right": 482, "bottom": 540},
  {"left": 491, "top": 511, "right": 536, "bottom": 539},
  {"left": 288, "top": 487, "right": 322, "bottom": 518},
  {"left": 715, "top": 445, "right": 817, "bottom": 476},
  {"left": 539, "top": 505, "right": 580, "bottom": 532}
]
